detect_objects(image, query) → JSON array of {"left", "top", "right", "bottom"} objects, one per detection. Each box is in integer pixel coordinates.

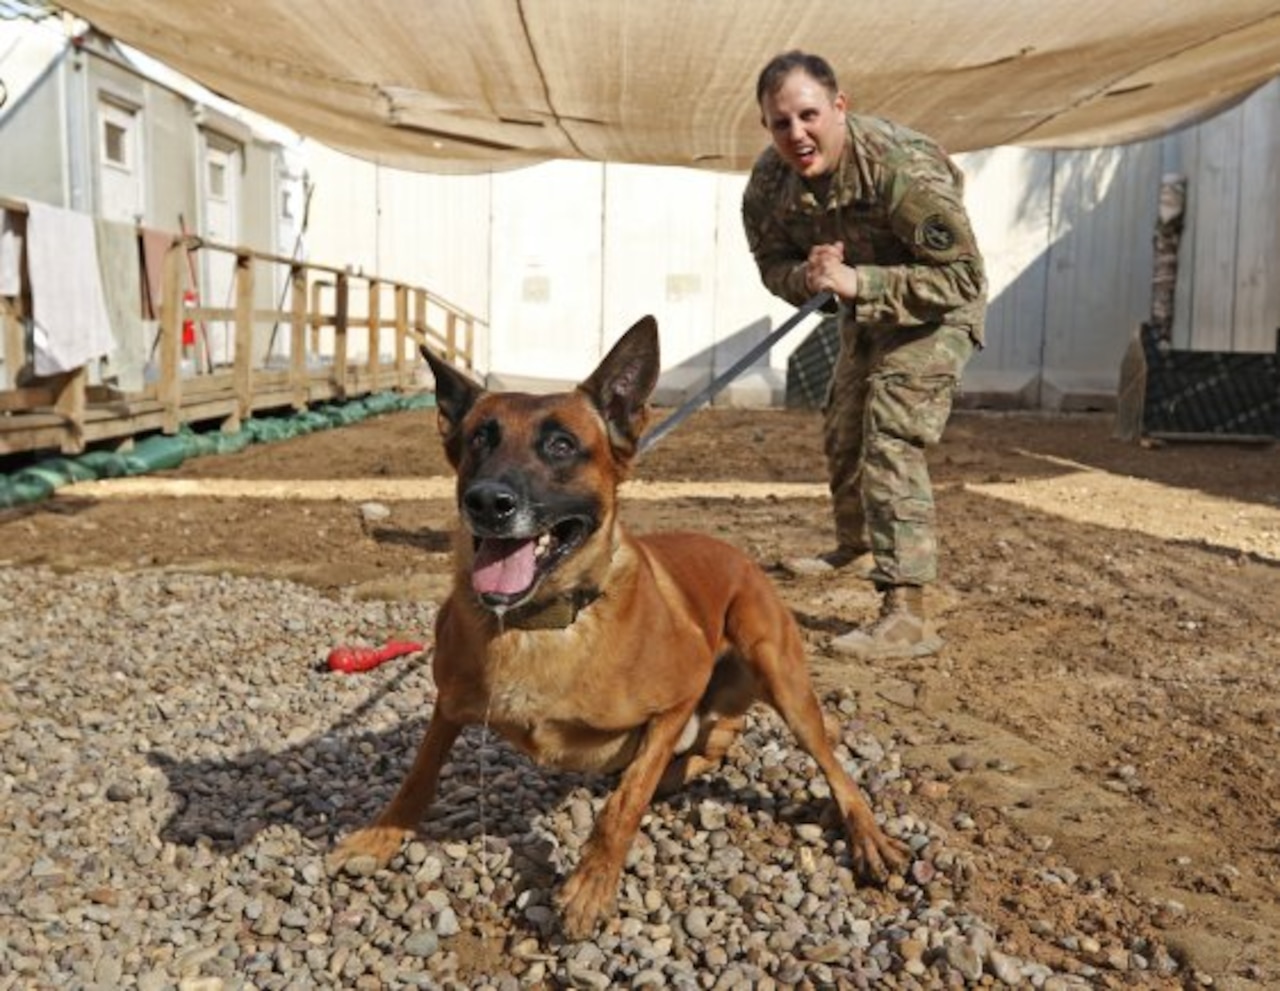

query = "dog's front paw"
[
  {"left": 555, "top": 861, "right": 621, "bottom": 940},
  {"left": 847, "top": 819, "right": 911, "bottom": 884},
  {"left": 326, "top": 825, "right": 412, "bottom": 876}
]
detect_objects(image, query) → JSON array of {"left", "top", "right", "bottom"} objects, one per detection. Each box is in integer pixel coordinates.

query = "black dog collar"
[{"left": 502, "top": 587, "right": 601, "bottom": 631}]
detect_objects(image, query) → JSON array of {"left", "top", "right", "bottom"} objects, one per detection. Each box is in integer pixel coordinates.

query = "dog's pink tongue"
[{"left": 472, "top": 537, "right": 537, "bottom": 597}]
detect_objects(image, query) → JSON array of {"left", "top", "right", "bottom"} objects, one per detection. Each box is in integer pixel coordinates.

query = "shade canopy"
[{"left": 61, "top": 0, "right": 1280, "bottom": 172}]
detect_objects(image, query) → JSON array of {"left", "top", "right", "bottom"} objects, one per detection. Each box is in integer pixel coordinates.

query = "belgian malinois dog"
[{"left": 329, "top": 316, "right": 908, "bottom": 939}]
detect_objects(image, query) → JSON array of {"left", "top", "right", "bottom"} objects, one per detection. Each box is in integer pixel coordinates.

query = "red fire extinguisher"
[{"left": 181, "top": 288, "right": 198, "bottom": 349}]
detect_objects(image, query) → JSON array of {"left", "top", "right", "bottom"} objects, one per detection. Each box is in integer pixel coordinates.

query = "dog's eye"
[
  {"left": 543, "top": 431, "right": 578, "bottom": 460},
  {"left": 469, "top": 420, "right": 498, "bottom": 454}
]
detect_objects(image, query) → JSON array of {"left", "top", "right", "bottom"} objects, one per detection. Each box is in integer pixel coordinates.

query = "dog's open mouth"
[{"left": 470, "top": 517, "right": 591, "bottom": 606}]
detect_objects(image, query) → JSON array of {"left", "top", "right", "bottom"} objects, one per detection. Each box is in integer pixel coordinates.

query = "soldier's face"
[{"left": 760, "top": 69, "right": 848, "bottom": 179}]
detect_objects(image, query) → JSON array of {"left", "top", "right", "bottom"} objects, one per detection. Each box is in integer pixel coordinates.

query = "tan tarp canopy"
[{"left": 62, "top": 1, "right": 1280, "bottom": 172}]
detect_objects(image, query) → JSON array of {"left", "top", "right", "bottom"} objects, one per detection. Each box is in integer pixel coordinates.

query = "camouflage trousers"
[{"left": 822, "top": 320, "right": 975, "bottom": 587}]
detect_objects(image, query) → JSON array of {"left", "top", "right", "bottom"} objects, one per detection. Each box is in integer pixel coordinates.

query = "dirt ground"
[{"left": 3, "top": 404, "right": 1278, "bottom": 987}]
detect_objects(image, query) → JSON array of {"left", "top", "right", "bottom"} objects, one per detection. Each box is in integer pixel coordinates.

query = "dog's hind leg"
[
  {"left": 327, "top": 715, "right": 463, "bottom": 872},
  {"left": 656, "top": 713, "right": 747, "bottom": 796},
  {"left": 656, "top": 656, "right": 755, "bottom": 795}
]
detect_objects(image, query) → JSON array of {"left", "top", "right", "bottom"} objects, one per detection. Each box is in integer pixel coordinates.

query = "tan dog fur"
[{"left": 329, "top": 316, "right": 908, "bottom": 939}]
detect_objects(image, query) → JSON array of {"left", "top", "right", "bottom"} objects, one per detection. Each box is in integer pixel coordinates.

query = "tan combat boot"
[
  {"left": 779, "top": 546, "right": 875, "bottom": 579},
  {"left": 830, "top": 585, "right": 943, "bottom": 659}
]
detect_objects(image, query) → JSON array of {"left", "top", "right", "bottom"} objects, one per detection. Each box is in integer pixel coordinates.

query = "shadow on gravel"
[
  {"left": 145, "top": 718, "right": 592, "bottom": 853},
  {"left": 145, "top": 709, "right": 833, "bottom": 872}
]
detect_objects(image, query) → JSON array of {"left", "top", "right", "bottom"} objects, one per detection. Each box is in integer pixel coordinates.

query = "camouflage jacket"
[{"left": 741, "top": 114, "right": 986, "bottom": 343}]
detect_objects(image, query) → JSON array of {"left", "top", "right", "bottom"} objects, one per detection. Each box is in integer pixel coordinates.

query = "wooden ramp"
[{"left": 1, "top": 200, "right": 481, "bottom": 460}]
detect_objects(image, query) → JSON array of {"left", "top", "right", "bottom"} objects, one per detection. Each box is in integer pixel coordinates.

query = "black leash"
[{"left": 637, "top": 291, "right": 833, "bottom": 456}]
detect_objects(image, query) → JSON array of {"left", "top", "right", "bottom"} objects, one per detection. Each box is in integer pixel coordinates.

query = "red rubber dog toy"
[{"left": 327, "top": 640, "right": 426, "bottom": 673}]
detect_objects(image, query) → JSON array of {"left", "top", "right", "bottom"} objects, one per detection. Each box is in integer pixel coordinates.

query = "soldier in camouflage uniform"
[{"left": 742, "top": 50, "right": 986, "bottom": 660}]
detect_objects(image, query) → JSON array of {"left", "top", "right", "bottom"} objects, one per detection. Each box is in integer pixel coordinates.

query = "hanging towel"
[
  {"left": 95, "top": 217, "right": 148, "bottom": 392},
  {"left": 139, "top": 225, "right": 172, "bottom": 320},
  {"left": 0, "top": 208, "right": 21, "bottom": 296},
  {"left": 26, "top": 200, "right": 116, "bottom": 376}
]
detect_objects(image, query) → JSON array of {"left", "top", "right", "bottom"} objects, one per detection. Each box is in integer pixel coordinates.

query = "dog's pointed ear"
[
  {"left": 421, "top": 346, "right": 482, "bottom": 467},
  {"left": 578, "top": 316, "right": 660, "bottom": 459}
]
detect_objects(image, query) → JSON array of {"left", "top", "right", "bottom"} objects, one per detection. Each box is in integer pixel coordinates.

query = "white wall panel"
[
  {"left": 303, "top": 145, "right": 493, "bottom": 363},
  {"left": 489, "top": 161, "right": 604, "bottom": 384},
  {"left": 373, "top": 168, "right": 491, "bottom": 325},
  {"left": 710, "top": 171, "right": 811, "bottom": 391},
  {"left": 301, "top": 142, "right": 379, "bottom": 276},
  {"left": 1232, "top": 79, "right": 1280, "bottom": 353},
  {"left": 1184, "top": 106, "right": 1244, "bottom": 352},
  {"left": 1168, "top": 77, "right": 1280, "bottom": 355},
  {"left": 958, "top": 147, "right": 1053, "bottom": 403},
  {"left": 601, "top": 164, "right": 720, "bottom": 384},
  {"left": 1041, "top": 144, "right": 1160, "bottom": 405}
]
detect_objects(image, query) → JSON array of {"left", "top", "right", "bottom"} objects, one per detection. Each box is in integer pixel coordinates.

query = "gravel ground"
[{"left": 1, "top": 566, "right": 1187, "bottom": 989}]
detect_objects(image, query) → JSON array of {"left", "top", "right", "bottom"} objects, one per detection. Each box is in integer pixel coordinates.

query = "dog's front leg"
[
  {"left": 555, "top": 703, "right": 697, "bottom": 940},
  {"left": 328, "top": 714, "right": 463, "bottom": 871},
  {"left": 765, "top": 664, "right": 910, "bottom": 880}
]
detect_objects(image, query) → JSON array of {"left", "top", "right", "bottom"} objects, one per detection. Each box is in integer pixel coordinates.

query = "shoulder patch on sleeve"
[{"left": 917, "top": 214, "right": 956, "bottom": 253}]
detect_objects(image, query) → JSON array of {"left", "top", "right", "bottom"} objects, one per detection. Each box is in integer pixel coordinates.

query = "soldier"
[{"left": 742, "top": 50, "right": 987, "bottom": 660}]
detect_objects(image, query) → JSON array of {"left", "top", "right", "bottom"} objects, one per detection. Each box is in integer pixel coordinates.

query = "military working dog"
[{"left": 329, "top": 316, "right": 908, "bottom": 939}]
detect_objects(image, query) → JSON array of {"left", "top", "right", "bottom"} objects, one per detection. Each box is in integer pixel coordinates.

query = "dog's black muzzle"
[{"left": 462, "top": 478, "right": 522, "bottom": 535}]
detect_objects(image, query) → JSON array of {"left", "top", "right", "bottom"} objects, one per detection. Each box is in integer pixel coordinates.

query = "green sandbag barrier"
[
  {"left": 77, "top": 450, "right": 134, "bottom": 479},
  {"left": 0, "top": 389, "right": 435, "bottom": 509},
  {"left": 243, "top": 418, "right": 292, "bottom": 443},
  {"left": 317, "top": 403, "right": 365, "bottom": 426},
  {"left": 401, "top": 391, "right": 435, "bottom": 410},
  {"left": 204, "top": 430, "right": 253, "bottom": 456},
  {"left": 124, "top": 434, "right": 194, "bottom": 473},
  {"left": 288, "top": 409, "right": 334, "bottom": 434},
  {"left": 183, "top": 431, "right": 223, "bottom": 458},
  {"left": 0, "top": 472, "right": 54, "bottom": 508},
  {"left": 0, "top": 452, "right": 108, "bottom": 506},
  {"left": 363, "top": 392, "right": 401, "bottom": 415},
  {"left": 15, "top": 457, "right": 99, "bottom": 488}
]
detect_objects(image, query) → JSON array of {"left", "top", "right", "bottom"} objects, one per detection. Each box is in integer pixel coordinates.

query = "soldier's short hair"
[{"left": 755, "top": 51, "right": 841, "bottom": 106}]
